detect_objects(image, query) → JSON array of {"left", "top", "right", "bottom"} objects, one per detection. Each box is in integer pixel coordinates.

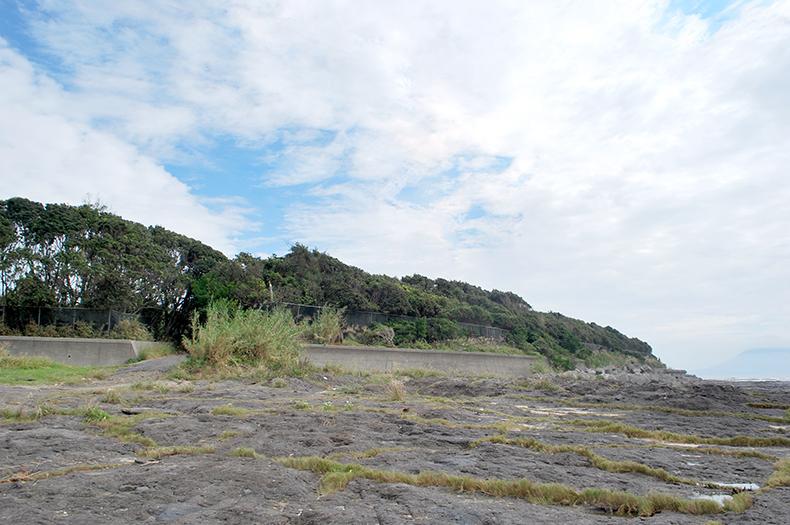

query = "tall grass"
[
  {"left": 766, "top": 458, "right": 790, "bottom": 487},
  {"left": 278, "top": 456, "right": 742, "bottom": 516},
  {"left": 304, "top": 306, "right": 345, "bottom": 344},
  {"left": 184, "top": 301, "right": 303, "bottom": 372}
]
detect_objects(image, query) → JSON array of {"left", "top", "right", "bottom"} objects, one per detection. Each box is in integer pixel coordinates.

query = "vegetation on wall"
[{"left": 0, "top": 197, "right": 653, "bottom": 368}]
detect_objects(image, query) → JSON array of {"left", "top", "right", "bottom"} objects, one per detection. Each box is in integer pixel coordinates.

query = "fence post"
[
  {"left": 107, "top": 309, "right": 112, "bottom": 334},
  {"left": 37, "top": 307, "right": 41, "bottom": 326}
]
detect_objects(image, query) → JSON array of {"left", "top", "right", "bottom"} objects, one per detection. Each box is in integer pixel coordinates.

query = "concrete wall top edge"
[
  {"left": 0, "top": 335, "right": 151, "bottom": 344},
  {"left": 303, "top": 344, "right": 538, "bottom": 361}
]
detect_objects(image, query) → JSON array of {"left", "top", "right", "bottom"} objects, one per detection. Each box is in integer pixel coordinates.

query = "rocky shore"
[{"left": 1, "top": 359, "right": 788, "bottom": 524}]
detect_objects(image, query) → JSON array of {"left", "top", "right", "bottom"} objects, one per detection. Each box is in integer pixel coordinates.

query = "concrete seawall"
[
  {"left": 303, "top": 344, "right": 537, "bottom": 378},
  {"left": 0, "top": 336, "right": 159, "bottom": 366},
  {"left": 0, "top": 336, "right": 538, "bottom": 377}
]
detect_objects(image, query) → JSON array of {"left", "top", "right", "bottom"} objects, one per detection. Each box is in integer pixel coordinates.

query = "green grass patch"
[
  {"left": 0, "top": 349, "right": 111, "bottom": 385},
  {"left": 85, "top": 411, "right": 165, "bottom": 448},
  {"left": 184, "top": 301, "right": 306, "bottom": 375},
  {"left": 746, "top": 402, "right": 790, "bottom": 410},
  {"left": 211, "top": 404, "right": 254, "bottom": 417},
  {"left": 136, "top": 343, "right": 177, "bottom": 361},
  {"left": 471, "top": 435, "right": 718, "bottom": 487},
  {"left": 218, "top": 430, "right": 242, "bottom": 441},
  {"left": 278, "top": 456, "right": 743, "bottom": 516},
  {"left": 138, "top": 445, "right": 214, "bottom": 459},
  {"left": 555, "top": 398, "right": 790, "bottom": 424},
  {"left": 432, "top": 338, "right": 528, "bottom": 355},
  {"left": 229, "top": 446, "right": 258, "bottom": 458},
  {"left": 82, "top": 406, "right": 110, "bottom": 422},
  {"left": 1, "top": 403, "right": 57, "bottom": 422},
  {"left": 0, "top": 462, "right": 125, "bottom": 484},
  {"left": 766, "top": 458, "right": 790, "bottom": 488},
  {"left": 571, "top": 419, "right": 790, "bottom": 447}
]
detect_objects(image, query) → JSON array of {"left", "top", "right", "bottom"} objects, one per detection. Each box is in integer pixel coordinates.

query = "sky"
[{"left": 1, "top": 0, "right": 788, "bottom": 372}]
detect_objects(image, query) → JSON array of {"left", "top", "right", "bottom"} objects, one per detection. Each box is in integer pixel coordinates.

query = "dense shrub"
[
  {"left": 303, "top": 306, "right": 345, "bottom": 344},
  {"left": 184, "top": 301, "right": 303, "bottom": 371},
  {"left": 353, "top": 324, "right": 395, "bottom": 347},
  {"left": 110, "top": 319, "right": 153, "bottom": 341},
  {"left": 386, "top": 318, "right": 462, "bottom": 346}
]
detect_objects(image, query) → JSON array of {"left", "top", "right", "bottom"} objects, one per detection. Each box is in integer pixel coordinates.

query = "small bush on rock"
[{"left": 110, "top": 319, "right": 153, "bottom": 341}]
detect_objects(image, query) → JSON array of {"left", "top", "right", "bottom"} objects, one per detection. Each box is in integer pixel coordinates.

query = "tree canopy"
[{"left": 0, "top": 197, "right": 653, "bottom": 363}]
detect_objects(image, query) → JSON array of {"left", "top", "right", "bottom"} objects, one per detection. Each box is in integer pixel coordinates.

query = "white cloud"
[
  {"left": 2, "top": 1, "right": 790, "bottom": 369},
  {"left": 0, "top": 40, "right": 251, "bottom": 254}
]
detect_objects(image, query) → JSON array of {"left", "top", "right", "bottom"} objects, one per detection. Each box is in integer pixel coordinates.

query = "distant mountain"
[{"left": 694, "top": 348, "right": 790, "bottom": 381}]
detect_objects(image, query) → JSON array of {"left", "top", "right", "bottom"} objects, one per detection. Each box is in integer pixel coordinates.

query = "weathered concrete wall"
[
  {"left": 303, "top": 344, "right": 537, "bottom": 378},
  {"left": 0, "top": 336, "right": 156, "bottom": 366},
  {"left": 0, "top": 336, "right": 537, "bottom": 376}
]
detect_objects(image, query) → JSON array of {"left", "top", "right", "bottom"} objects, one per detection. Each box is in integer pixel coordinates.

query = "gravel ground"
[{"left": 1, "top": 360, "right": 788, "bottom": 524}]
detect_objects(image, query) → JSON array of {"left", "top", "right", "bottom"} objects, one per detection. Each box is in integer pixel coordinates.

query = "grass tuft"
[
  {"left": 139, "top": 445, "right": 214, "bottom": 459},
  {"left": 0, "top": 463, "right": 125, "bottom": 484},
  {"left": 471, "top": 435, "right": 709, "bottom": 487},
  {"left": 211, "top": 404, "right": 253, "bottom": 417},
  {"left": 303, "top": 306, "right": 345, "bottom": 345},
  {"left": 570, "top": 419, "right": 790, "bottom": 447},
  {"left": 278, "top": 456, "right": 747, "bottom": 516},
  {"left": 184, "top": 301, "right": 305, "bottom": 374},
  {"left": 0, "top": 348, "right": 110, "bottom": 385},
  {"left": 229, "top": 447, "right": 258, "bottom": 458},
  {"left": 766, "top": 458, "right": 790, "bottom": 488},
  {"left": 218, "top": 430, "right": 242, "bottom": 441},
  {"left": 101, "top": 390, "right": 122, "bottom": 404},
  {"left": 387, "top": 379, "right": 406, "bottom": 401},
  {"left": 82, "top": 406, "right": 111, "bottom": 423}
]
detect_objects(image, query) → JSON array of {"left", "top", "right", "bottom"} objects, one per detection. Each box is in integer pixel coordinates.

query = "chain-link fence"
[
  {"left": 278, "top": 302, "right": 509, "bottom": 340},
  {"left": 0, "top": 302, "right": 509, "bottom": 341},
  {"left": 0, "top": 305, "right": 137, "bottom": 334}
]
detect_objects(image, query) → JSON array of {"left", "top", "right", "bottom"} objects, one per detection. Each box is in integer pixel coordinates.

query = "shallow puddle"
[
  {"left": 691, "top": 493, "right": 732, "bottom": 505},
  {"left": 716, "top": 482, "right": 760, "bottom": 491}
]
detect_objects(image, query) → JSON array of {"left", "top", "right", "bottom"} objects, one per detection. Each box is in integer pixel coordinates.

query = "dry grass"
[
  {"left": 218, "top": 430, "right": 242, "bottom": 441},
  {"left": 766, "top": 458, "right": 790, "bottom": 488},
  {"left": 304, "top": 306, "right": 345, "bottom": 345},
  {"left": 471, "top": 435, "right": 713, "bottom": 487},
  {"left": 387, "top": 379, "right": 406, "bottom": 401},
  {"left": 571, "top": 419, "right": 790, "bottom": 447},
  {"left": 1, "top": 403, "right": 57, "bottom": 422},
  {"left": 138, "top": 445, "right": 215, "bottom": 459},
  {"left": 0, "top": 463, "right": 125, "bottom": 484},
  {"left": 229, "top": 447, "right": 258, "bottom": 458},
  {"left": 100, "top": 389, "right": 122, "bottom": 404},
  {"left": 184, "top": 301, "right": 304, "bottom": 372},
  {"left": 278, "top": 456, "right": 742, "bottom": 516},
  {"left": 211, "top": 404, "right": 254, "bottom": 417}
]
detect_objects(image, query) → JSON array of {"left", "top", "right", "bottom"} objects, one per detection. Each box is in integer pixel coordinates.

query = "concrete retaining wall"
[
  {"left": 0, "top": 336, "right": 538, "bottom": 377},
  {"left": 0, "top": 336, "right": 159, "bottom": 366},
  {"left": 304, "top": 344, "right": 537, "bottom": 378}
]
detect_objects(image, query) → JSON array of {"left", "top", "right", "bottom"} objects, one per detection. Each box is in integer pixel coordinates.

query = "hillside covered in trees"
[{"left": 0, "top": 198, "right": 653, "bottom": 367}]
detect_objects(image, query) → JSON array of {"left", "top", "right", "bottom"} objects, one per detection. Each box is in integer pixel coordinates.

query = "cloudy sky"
[{"left": 1, "top": 0, "right": 789, "bottom": 371}]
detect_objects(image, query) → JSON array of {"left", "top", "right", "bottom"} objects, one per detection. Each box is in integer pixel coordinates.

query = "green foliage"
[
  {"left": 386, "top": 317, "right": 462, "bottom": 345},
  {"left": 109, "top": 319, "right": 153, "bottom": 341},
  {"left": 184, "top": 301, "right": 303, "bottom": 372},
  {"left": 303, "top": 306, "right": 345, "bottom": 344},
  {"left": 0, "top": 347, "right": 110, "bottom": 384},
  {"left": 1, "top": 198, "right": 654, "bottom": 363}
]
